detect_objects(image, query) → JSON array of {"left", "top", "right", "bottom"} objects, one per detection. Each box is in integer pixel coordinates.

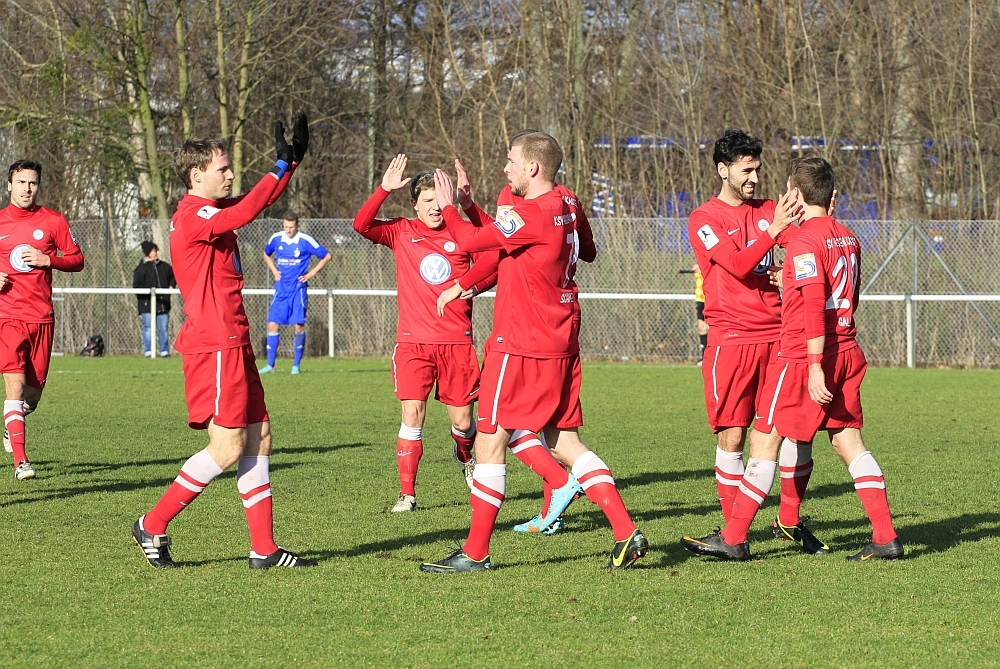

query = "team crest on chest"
[
  {"left": 10, "top": 244, "right": 32, "bottom": 272},
  {"left": 419, "top": 253, "right": 451, "bottom": 285},
  {"left": 758, "top": 219, "right": 769, "bottom": 231},
  {"left": 444, "top": 241, "right": 456, "bottom": 253},
  {"left": 33, "top": 229, "right": 44, "bottom": 240}
]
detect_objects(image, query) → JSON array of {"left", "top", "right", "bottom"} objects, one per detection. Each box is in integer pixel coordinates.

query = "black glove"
[
  {"left": 292, "top": 112, "right": 309, "bottom": 163},
  {"left": 274, "top": 120, "right": 294, "bottom": 165}
]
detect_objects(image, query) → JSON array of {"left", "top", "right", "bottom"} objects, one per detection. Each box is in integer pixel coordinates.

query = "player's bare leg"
[
  {"left": 829, "top": 427, "right": 902, "bottom": 560},
  {"left": 421, "top": 428, "right": 510, "bottom": 572},
  {"left": 261, "top": 322, "right": 281, "bottom": 372},
  {"left": 3, "top": 372, "right": 33, "bottom": 478},
  {"left": 545, "top": 427, "right": 648, "bottom": 570},
  {"left": 393, "top": 399, "right": 427, "bottom": 511},
  {"left": 445, "top": 402, "right": 476, "bottom": 488},
  {"left": 714, "top": 426, "right": 746, "bottom": 522}
]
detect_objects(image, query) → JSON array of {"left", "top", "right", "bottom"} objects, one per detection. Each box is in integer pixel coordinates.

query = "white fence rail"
[{"left": 51, "top": 287, "right": 1000, "bottom": 368}]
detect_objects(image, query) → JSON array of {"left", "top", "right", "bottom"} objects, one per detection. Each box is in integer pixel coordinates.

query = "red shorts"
[
  {"left": 181, "top": 345, "right": 269, "bottom": 430},
  {"left": 391, "top": 342, "right": 480, "bottom": 406},
  {"left": 753, "top": 346, "right": 867, "bottom": 442},
  {"left": 476, "top": 351, "right": 583, "bottom": 434},
  {"left": 0, "top": 320, "right": 54, "bottom": 389},
  {"left": 702, "top": 342, "right": 775, "bottom": 432}
]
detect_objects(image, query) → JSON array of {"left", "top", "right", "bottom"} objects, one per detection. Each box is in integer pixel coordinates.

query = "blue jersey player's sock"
[
  {"left": 293, "top": 331, "right": 306, "bottom": 367},
  {"left": 266, "top": 332, "right": 279, "bottom": 367}
]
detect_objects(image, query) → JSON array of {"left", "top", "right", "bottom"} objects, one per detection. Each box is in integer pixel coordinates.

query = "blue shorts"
[{"left": 267, "top": 287, "right": 308, "bottom": 325}]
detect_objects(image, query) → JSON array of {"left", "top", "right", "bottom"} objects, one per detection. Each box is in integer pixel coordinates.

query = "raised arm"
[{"left": 436, "top": 170, "right": 506, "bottom": 254}]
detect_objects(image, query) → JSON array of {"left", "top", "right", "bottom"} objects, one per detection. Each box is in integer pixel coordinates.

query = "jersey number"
[
  {"left": 826, "top": 253, "right": 858, "bottom": 311},
  {"left": 562, "top": 231, "right": 580, "bottom": 288}
]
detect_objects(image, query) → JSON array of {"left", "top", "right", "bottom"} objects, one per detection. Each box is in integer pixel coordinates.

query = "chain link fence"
[{"left": 54, "top": 217, "right": 1000, "bottom": 367}]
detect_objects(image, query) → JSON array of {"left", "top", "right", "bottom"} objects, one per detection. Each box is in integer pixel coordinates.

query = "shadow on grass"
[{"left": 616, "top": 468, "right": 715, "bottom": 490}]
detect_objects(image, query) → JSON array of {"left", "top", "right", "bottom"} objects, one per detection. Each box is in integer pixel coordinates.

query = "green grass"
[{"left": 1, "top": 356, "right": 999, "bottom": 667}]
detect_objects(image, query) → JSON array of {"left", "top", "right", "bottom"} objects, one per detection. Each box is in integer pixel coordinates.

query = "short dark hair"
[
  {"left": 8, "top": 159, "right": 42, "bottom": 185},
  {"left": 409, "top": 171, "right": 436, "bottom": 200},
  {"left": 173, "top": 138, "right": 228, "bottom": 188},
  {"left": 282, "top": 210, "right": 299, "bottom": 223},
  {"left": 509, "top": 128, "right": 541, "bottom": 149},
  {"left": 511, "top": 131, "right": 563, "bottom": 182},
  {"left": 712, "top": 129, "right": 763, "bottom": 167},
  {"left": 786, "top": 156, "right": 835, "bottom": 209}
]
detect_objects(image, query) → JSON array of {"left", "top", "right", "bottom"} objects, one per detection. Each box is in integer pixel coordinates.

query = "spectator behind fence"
[{"left": 133, "top": 241, "right": 176, "bottom": 357}]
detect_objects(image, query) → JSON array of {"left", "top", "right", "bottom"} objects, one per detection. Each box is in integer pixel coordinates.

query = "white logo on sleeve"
[
  {"left": 197, "top": 205, "right": 221, "bottom": 220},
  {"left": 794, "top": 253, "right": 818, "bottom": 280},
  {"left": 32, "top": 229, "right": 44, "bottom": 240},
  {"left": 419, "top": 253, "right": 452, "bottom": 285},
  {"left": 10, "top": 244, "right": 32, "bottom": 272},
  {"left": 494, "top": 206, "right": 525, "bottom": 238},
  {"left": 443, "top": 241, "right": 456, "bottom": 253},
  {"left": 697, "top": 224, "right": 719, "bottom": 250}
]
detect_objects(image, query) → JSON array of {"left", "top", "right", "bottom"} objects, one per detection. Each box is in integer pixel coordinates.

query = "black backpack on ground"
[{"left": 80, "top": 333, "right": 105, "bottom": 357}]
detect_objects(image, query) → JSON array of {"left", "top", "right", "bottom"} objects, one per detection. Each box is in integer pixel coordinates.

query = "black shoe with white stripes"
[
  {"left": 248, "top": 547, "right": 317, "bottom": 569},
  {"left": 132, "top": 516, "right": 177, "bottom": 569}
]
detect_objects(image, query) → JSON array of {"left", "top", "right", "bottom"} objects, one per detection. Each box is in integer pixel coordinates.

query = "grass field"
[{"left": 1, "top": 356, "right": 999, "bottom": 667}]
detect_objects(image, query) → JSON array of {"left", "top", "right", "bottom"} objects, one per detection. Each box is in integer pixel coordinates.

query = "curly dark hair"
[{"left": 712, "top": 129, "right": 763, "bottom": 167}]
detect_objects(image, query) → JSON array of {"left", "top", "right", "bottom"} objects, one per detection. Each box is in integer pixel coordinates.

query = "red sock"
[
  {"left": 4, "top": 400, "right": 27, "bottom": 466},
  {"left": 396, "top": 437, "right": 422, "bottom": 497},
  {"left": 715, "top": 448, "right": 743, "bottom": 523},
  {"left": 145, "top": 449, "right": 223, "bottom": 534},
  {"left": 541, "top": 479, "right": 553, "bottom": 516},
  {"left": 238, "top": 456, "right": 279, "bottom": 556},
  {"left": 849, "top": 451, "right": 897, "bottom": 544},
  {"left": 778, "top": 460, "right": 812, "bottom": 526},
  {"left": 572, "top": 451, "right": 636, "bottom": 541},
  {"left": 720, "top": 458, "right": 775, "bottom": 545},
  {"left": 451, "top": 426, "right": 475, "bottom": 464},
  {"left": 463, "top": 463, "right": 505, "bottom": 560},
  {"left": 509, "top": 431, "right": 569, "bottom": 488}
]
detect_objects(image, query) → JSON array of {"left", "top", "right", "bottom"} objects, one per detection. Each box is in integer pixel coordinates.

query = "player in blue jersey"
[{"left": 258, "top": 211, "right": 331, "bottom": 374}]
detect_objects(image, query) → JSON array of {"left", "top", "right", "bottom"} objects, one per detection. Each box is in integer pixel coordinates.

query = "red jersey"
[
  {"left": 353, "top": 186, "right": 477, "bottom": 344},
  {"left": 458, "top": 183, "right": 596, "bottom": 292},
  {"left": 171, "top": 170, "right": 290, "bottom": 354},
  {"left": 443, "top": 188, "right": 581, "bottom": 358},
  {"left": 780, "top": 216, "right": 861, "bottom": 361},
  {"left": 0, "top": 204, "right": 84, "bottom": 322},
  {"left": 688, "top": 197, "right": 793, "bottom": 345}
]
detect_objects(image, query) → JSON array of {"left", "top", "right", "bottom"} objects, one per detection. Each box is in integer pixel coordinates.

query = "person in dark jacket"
[{"left": 133, "top": 241, "right": 176, "bottom": 357}]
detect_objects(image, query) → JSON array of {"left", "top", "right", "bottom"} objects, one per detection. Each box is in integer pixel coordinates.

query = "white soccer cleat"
[
  {"left": 391, "top": 494, "right": 417, "bottom": 513},
  {"left": 3, "top": 427, "right": 11, "bottom": 453},
  {"left": 462, "top": 459, "right": 475, "bottom": 490},
  {"left": 14, "top": 461, "right": 35, "bottom": 480}
]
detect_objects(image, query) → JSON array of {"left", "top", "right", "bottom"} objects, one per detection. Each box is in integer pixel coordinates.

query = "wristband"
[
  {"left": 270, "top": 159, "right": 289, "bottom": 179},
  {"left": 807, "top": 353, "right": 823, "bottom": 365}
]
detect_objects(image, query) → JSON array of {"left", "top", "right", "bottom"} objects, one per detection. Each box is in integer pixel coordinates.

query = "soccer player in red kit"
[
  {"left": 681, "top": 130, "right": 831, "bottom": 555},
  {"left": 133, "top": 116, "right": 316, "bottom": 569},
  {"left": 0, "top": 160, "right": 85, "bottom": 480},
  {"left": 353, "top": 154, "right": 494, "bottom": 512},
  {"left": 420, "top": 131, "right": 647, "bottom": 573},
  {"left": 685, "top": 157, "right": 902, "bottom": 561},
  {"left": 436, "top": 158, "right": 598, "bottom": 535}
]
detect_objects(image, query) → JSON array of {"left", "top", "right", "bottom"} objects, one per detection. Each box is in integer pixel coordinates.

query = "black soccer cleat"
[
  {"left": 680, "top": 529, "right": 750, "bottom": 561},
  {"left": 132, "top": 516, "right": 177, "bottom": 569},
  {"left": 846, "top": 537, "right": 904, "bottom": 562},
  {"left": 607, "top": 529, "right": 649, "bottom": 571},
  {"left": 248, "top": 547, "right": 318, "bottom": 569},
  {"left": 772, "top": 516, "right": 831, "bottom": 555},
  {"left": 419, "top": 548, "right": 491, "bottom": 573}
]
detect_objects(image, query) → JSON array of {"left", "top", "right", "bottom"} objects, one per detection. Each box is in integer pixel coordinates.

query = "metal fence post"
[
  {"left": 905, "top": 294, "right": 914, "bottom": 368},
  {"left": 327, "top": 289, "right": 335, "bottom": 357},
  {"left": 149, "top": 288, "right": 157, "bottom": 357}
]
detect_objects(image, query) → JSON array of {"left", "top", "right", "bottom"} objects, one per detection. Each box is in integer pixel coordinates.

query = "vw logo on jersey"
[
  {"left": 233, "top": 249, "right": 243, "bottom": 275},
  {"left": 9, "top": 244, "right": 32, "bottom": 272},
  {"left": 419, "top": 253, "right": 451, "bottom": 285},
  {"left": 745, "top": 239, "right": 773, "bottom": 275}
]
